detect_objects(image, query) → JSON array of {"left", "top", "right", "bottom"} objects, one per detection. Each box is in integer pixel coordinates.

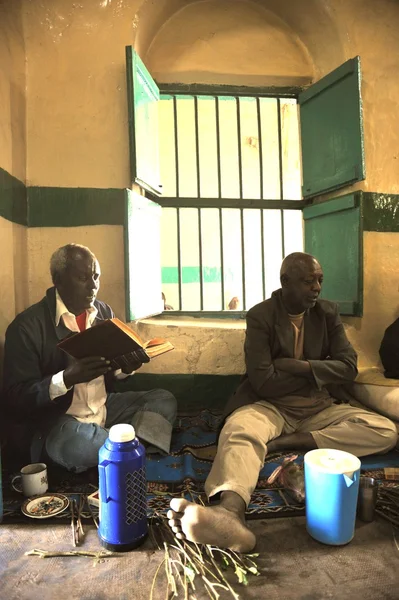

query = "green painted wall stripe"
[
  {"left": 27, "top": 187, "right": 125, "bottom": 227},
  {"left": 0, "top": 168, "right": 127, "bottom": 227},
  {"left": 0, "top": 167, "right": 27, "bottom": 225},
  {"left": 162, "top": 266, "right": 222, "bottom": 284},
  {"left": 1, "top": 167, "right": 399, "bottom": 232}
]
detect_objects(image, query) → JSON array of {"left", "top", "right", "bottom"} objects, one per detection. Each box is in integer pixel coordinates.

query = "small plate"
[{"left": 21, "top": 493, "right": 70, "bottom": 519}]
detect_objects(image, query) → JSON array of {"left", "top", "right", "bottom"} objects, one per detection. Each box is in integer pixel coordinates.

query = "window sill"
[{"left": 137, "top": 314, "right": 246, "bottom": 330}]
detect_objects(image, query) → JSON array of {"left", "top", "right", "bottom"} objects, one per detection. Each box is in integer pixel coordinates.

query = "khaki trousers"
[{"left": 205, "top": 401, "right": 398, "bottom": 506}]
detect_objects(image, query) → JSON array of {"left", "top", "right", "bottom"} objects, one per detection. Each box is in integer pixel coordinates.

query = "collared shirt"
[{"left": 49, "top": 291, "right": 108, "bottom": 426}]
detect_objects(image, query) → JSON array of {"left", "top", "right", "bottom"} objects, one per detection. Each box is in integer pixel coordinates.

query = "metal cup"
[{"left": 357, "top": 476, "right": 378, "bottom": 522}]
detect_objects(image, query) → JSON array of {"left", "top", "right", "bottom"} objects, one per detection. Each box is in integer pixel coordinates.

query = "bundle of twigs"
[
  {"left": 149, "top": 511, "right": 260, "bottom": 600},
  {"left": 25, "top": 549, "right": 118, "bottom": 559},
  {"left": 376, "top": 485, "right": 399, "bottom": 527}
]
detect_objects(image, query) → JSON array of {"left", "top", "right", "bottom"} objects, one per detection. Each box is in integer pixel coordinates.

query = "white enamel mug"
[{"left": 11, "top": 463, "right": 48, "bottom": 497}]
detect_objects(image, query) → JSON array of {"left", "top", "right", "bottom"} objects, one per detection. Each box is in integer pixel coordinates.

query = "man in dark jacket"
[
  {"left": 379, "top": 318, "right": 399, "bottom": 378},
  {"left": 167, "top": 252, "right": 398, "bottom": 552},
  {"left": 2, "top": 243, "right": 177, "bottom": 472}
]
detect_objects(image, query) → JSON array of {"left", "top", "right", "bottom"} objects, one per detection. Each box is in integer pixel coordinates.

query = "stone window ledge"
[{"left": 137, "top": 316, "right": 246, "bottom": 330}]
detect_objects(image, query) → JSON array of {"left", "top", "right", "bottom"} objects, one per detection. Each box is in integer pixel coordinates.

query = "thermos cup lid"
[{"left": 109, "top": 423, "right": 136, "bottom": 443}]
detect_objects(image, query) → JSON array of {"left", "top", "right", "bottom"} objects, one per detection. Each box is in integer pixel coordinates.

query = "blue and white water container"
[
  {"left": 304, "top": 448, "right": 361, "bottom": 546},
  {"left": 98, "top": 424, "right": 148, "bottom": 551}
]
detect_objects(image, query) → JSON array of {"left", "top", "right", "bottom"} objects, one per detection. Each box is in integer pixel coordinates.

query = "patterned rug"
[{"left": 2, "top": 410, "right": 399, "bottom": 524}]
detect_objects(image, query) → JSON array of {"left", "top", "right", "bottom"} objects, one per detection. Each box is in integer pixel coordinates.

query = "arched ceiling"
[{"left": 132, "top": 0, "right": 346, "bottom": 84}]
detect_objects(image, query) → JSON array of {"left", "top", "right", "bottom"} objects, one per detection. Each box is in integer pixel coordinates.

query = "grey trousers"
[{"left": 45, "top": 389, "right": 177, "bottom": 472}]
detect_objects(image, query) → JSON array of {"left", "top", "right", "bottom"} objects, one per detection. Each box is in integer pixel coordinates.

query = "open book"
[{"left": 57, "top": 317, "right": 174, "bottom": 369}]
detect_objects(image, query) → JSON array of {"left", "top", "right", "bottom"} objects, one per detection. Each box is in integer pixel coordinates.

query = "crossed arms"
[{"left": 245, "top": 305, "right": 358, "bottom": 399}]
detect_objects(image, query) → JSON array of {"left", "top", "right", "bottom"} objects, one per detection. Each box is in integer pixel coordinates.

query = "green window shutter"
[
  {"left": 303, "top": 193, "right": 363, "bottom": 316},
  {"left": 125, "top": 47, "right": 162, "bottom": 196},
  {"left": 299, "top": 57, "right": 365, "bottom": 198},
  {"left": 124, "top": 189, "right": 163, "bottom": 321}
]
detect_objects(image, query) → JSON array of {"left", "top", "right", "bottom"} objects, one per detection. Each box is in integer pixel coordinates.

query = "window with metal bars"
[
  {"left": 157, "top": 91, "right": 304, "bottom": 314},
  {"left": 125, "top": 49, "right": 365, "bottom": 320}
]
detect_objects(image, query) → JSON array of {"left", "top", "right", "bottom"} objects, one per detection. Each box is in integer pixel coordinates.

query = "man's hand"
[
  {"left": 63, "top": 356, "right": 111, "bottom": 388},
  {"left": 274, "top": 358, "right": 312, "bottom": 377},
  {"left": 114, "top": 349, "right": 148, "bottom": 374}
]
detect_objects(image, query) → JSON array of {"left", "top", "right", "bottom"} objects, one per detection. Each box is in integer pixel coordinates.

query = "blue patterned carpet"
[
  {"left": 2, "top": 410, "right": 398, "bottom": 523},
  {"left": 145, "top": 410, "right": 399, "bottom": 519}
]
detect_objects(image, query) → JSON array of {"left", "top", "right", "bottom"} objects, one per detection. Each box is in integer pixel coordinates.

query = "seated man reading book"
[
  {"left": 2, "top": 243, "right": 177, "bottom": 472},
  {"left": 167, "top": 252, "right": 398, "bottom": 552}
]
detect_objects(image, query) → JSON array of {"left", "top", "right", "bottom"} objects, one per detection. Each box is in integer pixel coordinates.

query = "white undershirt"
[{"left": 49, "top": 291, "right": 108, "bottom": 426}]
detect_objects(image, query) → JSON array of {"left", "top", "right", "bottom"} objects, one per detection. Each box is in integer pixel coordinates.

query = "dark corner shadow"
[{"left": 0, "top": 335, "right": 4, "bottom": 388}]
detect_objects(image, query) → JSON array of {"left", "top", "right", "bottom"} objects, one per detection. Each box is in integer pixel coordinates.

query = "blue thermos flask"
[{"left": 98, "top": 423, "right": 148, "bottom": 551}]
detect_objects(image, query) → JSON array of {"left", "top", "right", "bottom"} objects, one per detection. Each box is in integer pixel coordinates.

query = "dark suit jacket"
[
  {"left": 223, "top": 289, "right": 358, "bottom": 420},
  {"left": 379, "top": 317, "right": 399, "bottom": 379},
  {"left": 2, "top": 287, "right": 115, "bottom": 461}
]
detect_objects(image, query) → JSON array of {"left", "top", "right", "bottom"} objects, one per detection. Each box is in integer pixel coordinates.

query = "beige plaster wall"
[
  {"left": 23, "top": 0, "right": 142, "bottom": 189},
  {"left": 331, "top": 0, "right": 399, "bottom": 195},
  {"left": 0, "top": 218, "right": 26, "bottom": 326},
  {"left": 0, "top": 0, "right": 26, "bottom": 182},
  {"left": 343, "top": 232, "right": 399, "bottom": 370},
  {"left": 27, "top": 226, "right": 126, "bottom": 320},
  {"left": 0, "top": 0, "right": 27, "bottom": 370},
  {"left": 0, "top": 217, "right": 28, "bottom": 377},
  {"left": 145, "top": 0, "right": 313, "bottom": 86}
]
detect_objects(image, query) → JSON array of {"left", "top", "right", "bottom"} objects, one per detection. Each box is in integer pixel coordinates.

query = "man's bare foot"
[{"left": 167, "top": 497, "right": 256, "bottom": 553}]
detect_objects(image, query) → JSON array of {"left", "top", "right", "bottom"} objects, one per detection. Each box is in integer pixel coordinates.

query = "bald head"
[
  {"left": 280, "top": 252, "right": 323, "bottom": 313},
  {"left": 280, "top": 252, "right": 321, "bottom": 282}
]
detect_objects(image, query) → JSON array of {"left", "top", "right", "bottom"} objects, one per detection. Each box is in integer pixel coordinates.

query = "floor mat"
[{"left": 2, "top": 410, "right": 399, "bottom": 524}]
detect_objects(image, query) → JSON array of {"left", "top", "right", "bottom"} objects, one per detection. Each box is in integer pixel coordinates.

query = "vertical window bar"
[
  {"left": 173, "top": 96, "right": 180, "bottom": 198},
  {"left": 257, "top": 98, "right": 266, "bottom": 300},
  {"left": 277, "top": 98, "right": 285, "bottom": 256},
  {"left": 194, "top": 97, "right": 204, "bottom": 310},
  {"left": 240, "top": 208, "right": 246, "bottom": 310},
  {"left": 236, "top": 97, "right": 244, "bottom": 200},
  {"left": 198, "top": 208, "right": 204, "bottom": 310},
  {"left": 219, "top": 208, "right": 225, "bottom": 310},
  {"left": 256, "top": 97, "right": 264, "bottom": 200},
  {"left": 215, "top": 97, "right": 222, "bottom": 199},
  {"left": 260, "top": 209, "right": 266, "bottom": 300},
  {"left": 176, "top": 207, "right": 183, "bottom": 310},
  {"left": 194, "top": 96, "right": 201, "bottom": 198}
]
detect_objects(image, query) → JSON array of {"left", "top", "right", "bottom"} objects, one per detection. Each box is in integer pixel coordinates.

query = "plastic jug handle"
[{"left": 99, "top": 460, "right": 111, "bottom": 502}]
